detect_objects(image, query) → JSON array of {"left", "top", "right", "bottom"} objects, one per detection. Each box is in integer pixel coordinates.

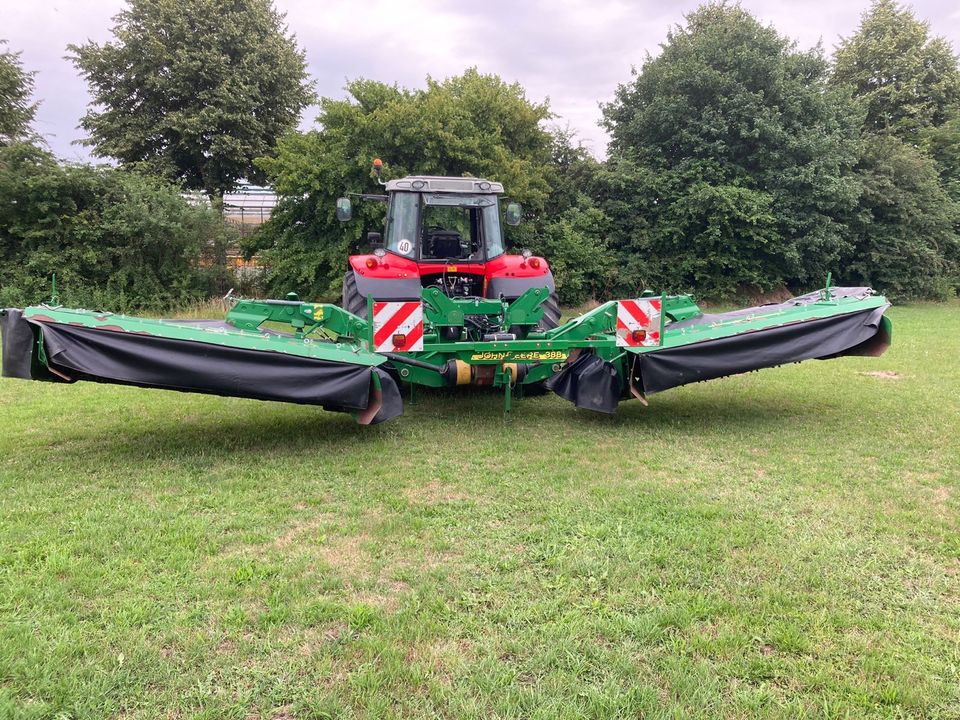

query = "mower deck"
[{"left": 1, "top": 286, "right": 891, "bottom": 424}]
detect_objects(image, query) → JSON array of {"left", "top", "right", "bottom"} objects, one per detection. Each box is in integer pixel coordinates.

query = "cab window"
[
  {"left": 385, "top": 192, "right": 418, "bottom": 257},
  {"left": 384, "top": 192, "right": 505, "bottom": 261},
  {"left": 483, "top": 203, "right": 505, "bottom": 258},
  {"left": 420, "top": 204, "right": 479, "bottom": 260},
  {"left": 420, "top": 194, "right": 503, "bottom": 261}
]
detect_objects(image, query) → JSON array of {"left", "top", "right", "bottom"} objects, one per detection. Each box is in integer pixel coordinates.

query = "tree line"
[{"left": 1, "top": 0, "right": 958, "bottom": 310}]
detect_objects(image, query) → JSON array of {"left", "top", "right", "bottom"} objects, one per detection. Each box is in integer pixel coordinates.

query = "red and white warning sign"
[
  {"left": 372, "top": 301, "right": 424, "bottom": 352},
  {"left": 616, "top": 298, "right": 662, "bottom": 347}
]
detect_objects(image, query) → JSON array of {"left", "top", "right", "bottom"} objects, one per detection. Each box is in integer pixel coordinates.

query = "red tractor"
[{"left": 336, "top": 164, "right": 560, "bottom": 331}]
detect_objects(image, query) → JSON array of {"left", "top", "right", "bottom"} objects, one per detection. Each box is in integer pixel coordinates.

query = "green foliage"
[
  {"left": 541, "top": 129, "right": 602, "bottom": 219},
  {"left": 530, "top": 131, "right": 613, "bottom": 305},
  {"left": 530, "top": 206, "right": 611, "bottom": 306},
  {"left": 602, "top": 163, "right": 784, "bottom": 298},
  {"left": 844, "top": 133, "right": 960, "bottom": 299},
  {"left": 250, "top": 69, "right": 554, "bottom": 299},
  {"left": 0, "top": 143, "right": 232, "bottom": 310},
  {"left": 832, "top": 0, "right": 960, "bottom": 140},
  {"left": 0, "top": 40, "right": 36, "bottom": 146},
  {"left": 831, "top": 0, "right": 960, "bottom": 298},
  {"left": 601, "top": 3, "right": 863, "bottom": 297},
  {"left": 69, "top": 0, "right": 314, "bottom": 197},
  {"left": 920, "top": 110, "right": 960, "bottom": 201}
]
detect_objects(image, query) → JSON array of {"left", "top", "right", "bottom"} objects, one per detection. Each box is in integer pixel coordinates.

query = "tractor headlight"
[
  {"left": 521, "top": 248, "right": 532, "bottom": 259},
  {"left": 373, "top": 247, "right": 386, "bottom": 258}
]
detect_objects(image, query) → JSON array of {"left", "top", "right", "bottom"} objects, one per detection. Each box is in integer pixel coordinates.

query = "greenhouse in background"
[{"left": 221, "top": 183, "right": 278, "bottom": 238}]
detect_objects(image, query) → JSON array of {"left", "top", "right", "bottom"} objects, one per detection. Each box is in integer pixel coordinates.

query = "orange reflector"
[
  {"left": 529, "top": 258, "right": 541, "bottom": 269},
  {"left": 365, "top": 258, "right": 377, "bottom": 269},
  {"left": 392, "top": 333, "right": 407, "bottom": 348},
  {"left": 632, "top": 329, "right": 647, "bottom": 343}
]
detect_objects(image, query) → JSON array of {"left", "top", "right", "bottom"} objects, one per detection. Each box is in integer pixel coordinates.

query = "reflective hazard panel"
[
  {"left": 616, "top": 299, "right": 662, "bottom": 347},
  {"left": 372, "top": 301, "right": 424, "bottom": 353}
]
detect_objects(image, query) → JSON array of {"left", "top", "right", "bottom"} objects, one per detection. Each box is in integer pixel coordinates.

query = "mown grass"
[{"left": 0, "top": 303, "right": 958, "bottom": 719}]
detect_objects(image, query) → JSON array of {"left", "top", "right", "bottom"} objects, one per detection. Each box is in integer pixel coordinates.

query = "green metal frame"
[
  {"left": 227, "top": 298, "right": 370, "bottom": 345},
  {"left": 20, "top": 284, "right": 890, "bottom": 413},
  {"left": 419, "top": 286, "right": 550, "bottom": 336}
]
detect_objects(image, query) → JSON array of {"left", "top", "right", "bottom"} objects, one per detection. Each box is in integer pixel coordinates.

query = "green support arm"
[
  {"left": 541, "top": 301, "right": 619, "bottom": 341},
  {"left": 226, "top": 299, "right": 369, "bottom": 342},
  {"left": 503, "top": 287, "right": 550, "bottom": 328}
]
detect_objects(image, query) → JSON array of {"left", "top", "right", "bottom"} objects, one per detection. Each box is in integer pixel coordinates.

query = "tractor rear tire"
[
  {"left": 341, "top": 272, "right": 368, "bottom": 319},
  {"left": 538, "top": 291, "right": 562, "bottom": 331},
  {"left": 521, "top": 290, "right": 562, "bottom": 396}
]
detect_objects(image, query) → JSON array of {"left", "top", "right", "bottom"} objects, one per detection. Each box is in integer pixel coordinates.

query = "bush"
[
  {"left": 844, "top": 133, "right": 960, "bottom": 299},
  {"left": 0, "top": 143, "right": 233, "bottom": 311},
  {"left": 531, "top": 207, "right": 613, "bottom": 306},
  {"left": 249, "top": 70, "right": 553, "bottom": 299},
  {"left": 600, "top": 3, "right": 863, "bottom": 298}
]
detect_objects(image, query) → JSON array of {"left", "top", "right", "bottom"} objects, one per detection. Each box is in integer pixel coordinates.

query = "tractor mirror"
[
  {"left": 505, "top": 202, "right": 523, "bottom": 226},
  {"left": 336, "top": 197, "right": 353, "bottom": 222}
]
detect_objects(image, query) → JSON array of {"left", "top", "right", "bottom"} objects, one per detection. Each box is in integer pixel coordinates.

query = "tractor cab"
[{"left": 380, "top": 176, "right": 518, "bottom": 264}]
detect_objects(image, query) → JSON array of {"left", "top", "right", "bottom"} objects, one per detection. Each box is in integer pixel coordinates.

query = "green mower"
[{"left": 1, "top": 168, "right": 892, "bottom": 425}]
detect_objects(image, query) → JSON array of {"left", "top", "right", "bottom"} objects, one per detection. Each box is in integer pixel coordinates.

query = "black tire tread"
[{"left": 341, "top": 272, "right": 368, "bottom": 319}]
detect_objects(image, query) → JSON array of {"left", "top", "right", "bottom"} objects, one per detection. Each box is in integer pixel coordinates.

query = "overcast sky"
[{"left": 4, "top": 0, "right": 959, "bottom": 162}]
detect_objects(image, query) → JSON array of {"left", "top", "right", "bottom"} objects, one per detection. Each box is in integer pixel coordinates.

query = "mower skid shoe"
[
  {"left": 546, "top": 353, "right": 622, "bottom": 414},
  {"left": 356, "top": 368, "right": 404, "bottom": 425}
]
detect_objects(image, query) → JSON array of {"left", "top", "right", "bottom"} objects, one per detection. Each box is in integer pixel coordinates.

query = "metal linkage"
[{"left": 226, "top": 298, "right": 368, "bottom": 343}]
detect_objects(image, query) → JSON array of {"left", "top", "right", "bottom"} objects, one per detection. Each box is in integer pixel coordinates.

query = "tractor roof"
[{"left": 385, "top": 176, "right": 504, "bottom": 194}]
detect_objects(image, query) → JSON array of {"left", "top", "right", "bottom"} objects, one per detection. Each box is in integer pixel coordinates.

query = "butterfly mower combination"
[{"left": 1, "top": 169, "right": 892, "bottom": 425}]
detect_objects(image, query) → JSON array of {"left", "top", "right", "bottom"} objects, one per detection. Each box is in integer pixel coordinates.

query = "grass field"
[{"left": 1, "top": 303, "right": 958, "bottom": 719}]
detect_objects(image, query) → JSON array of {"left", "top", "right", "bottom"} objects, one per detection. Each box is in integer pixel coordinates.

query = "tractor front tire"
[{"left": 341, "top": 272, "right": 368, "bottom": 319}]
